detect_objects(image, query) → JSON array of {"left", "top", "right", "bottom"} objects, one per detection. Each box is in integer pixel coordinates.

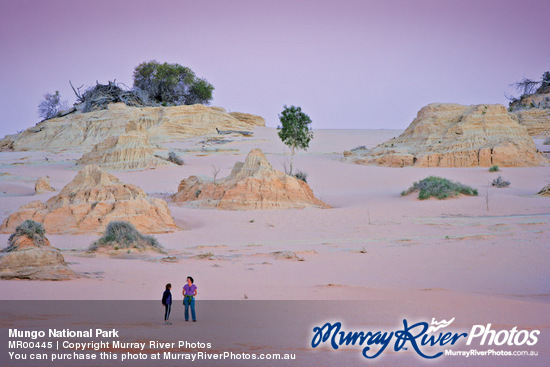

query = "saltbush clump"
[
  {"left": 488, "top": 165, "right": 500, "bottom": 172},
  {"left": 167, "top": 151, "right": 184, "bottom": 165},
  {"left": 89, "top": 221, "right": 164, "bottom": 253},
  {"left": 401, "top": 176, "right": 478, "bottom": 200},
  {"left": 4, "top": 220, "right": 46, "bottom": 251},
  {"left": 492, "top": 176, "right": 511, "bottom": 188},
  {"left": 293, "top": 170, "right": 308, "bottom": 183}
]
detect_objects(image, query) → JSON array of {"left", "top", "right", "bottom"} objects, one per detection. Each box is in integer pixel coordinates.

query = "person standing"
[
  {"left": 162, "top": 283, "right": 172, "bottom": 325},
  {"left": 182, "top": 276, "right": 197, "bottom": 322}
]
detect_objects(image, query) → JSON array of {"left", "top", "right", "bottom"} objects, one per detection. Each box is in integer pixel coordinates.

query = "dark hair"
[
  {"left": 187, "top": 276, "right": 194, "bottom": 284},
  {"left": 166, "top": 283, "right": 171, "bottom": 289}
]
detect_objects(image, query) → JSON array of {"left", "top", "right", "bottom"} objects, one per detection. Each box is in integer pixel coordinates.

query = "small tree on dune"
[
  {"left": 38, "top": 91, "right": 69, "bottom": 120},
  {"left": 277, "top": 105, "right": 313, "bottom": 176}
]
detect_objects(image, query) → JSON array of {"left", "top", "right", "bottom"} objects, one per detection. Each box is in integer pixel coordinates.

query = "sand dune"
[{"left": 0, "top": 127, "right": 548, "bottom": 365}]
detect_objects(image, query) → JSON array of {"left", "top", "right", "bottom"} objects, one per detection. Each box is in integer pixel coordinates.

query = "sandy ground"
[{"left": 0, "top": 127, "right": 549, "bottom": 366}]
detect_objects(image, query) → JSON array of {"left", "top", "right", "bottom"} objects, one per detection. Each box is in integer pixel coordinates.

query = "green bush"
[
  {"left": 5, "top": 220, "right": 46, "bottom": 251},
  {"left": 489, "top": 165, "right": 500, "bottom": 172},
  {"left": 401, "top": 176, "right": 478, "bottom": 200},
  {"left": 133, "top": 61, "right": 214, "bottom": 106},
  {"left": 89, "top": 221, "right": 164, "bottom": 253}
]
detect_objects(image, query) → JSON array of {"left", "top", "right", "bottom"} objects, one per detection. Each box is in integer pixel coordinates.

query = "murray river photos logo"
[{"left": 311, "top": 318, "right": 540, "bottom": 360}]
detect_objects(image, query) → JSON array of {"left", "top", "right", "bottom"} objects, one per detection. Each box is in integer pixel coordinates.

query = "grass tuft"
[{"left": 88, "top": 221, "right": 164, "bottom": 253}]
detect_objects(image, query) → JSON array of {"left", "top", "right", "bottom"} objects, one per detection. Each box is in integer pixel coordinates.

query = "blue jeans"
[
  {"left": 184, "top": 297, "right": 196, "bottom": 321},
  {"left": 164, "top": 304, "right": 171, "bottom": 321}
]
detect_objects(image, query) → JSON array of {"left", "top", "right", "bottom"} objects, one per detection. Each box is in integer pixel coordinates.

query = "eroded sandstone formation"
[
  {"left": 513, "top": 107, "right": 550, "bottom": 137},
  {"left": 0, "top": 222, "right": 77, "bottom": 280},
  {"left": 34, "top": 176, "right": 55, "bottom": 194},
  {"left": 229, "top": 112, "right": 266, "bottom": 127},
  {"left": 0, "top": 165, "right": 178, "bottom": 234},
  {"left": 173, "top": 149, "right": 330, "bottom": 210},
  {"left": 0, "top": 103, "right": 265, "bottom": 151},
  {"left": 507, "top": 83, "right": 549, "bottom": 137},
  {"left": 77, "top": 124, "right": 169, "bottom": 170},
  {"left": 347, "top": 103, "right": 546, "bottom": 167}
]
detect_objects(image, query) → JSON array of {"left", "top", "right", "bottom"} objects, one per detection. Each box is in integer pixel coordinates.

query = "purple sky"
[{"left": 0, "top": 0, "right": 548, "bottom": 138}]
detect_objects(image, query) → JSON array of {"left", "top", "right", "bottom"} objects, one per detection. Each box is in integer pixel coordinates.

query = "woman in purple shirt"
[{"left": 182, "top": 276, "right": 197, "bottom": 322}]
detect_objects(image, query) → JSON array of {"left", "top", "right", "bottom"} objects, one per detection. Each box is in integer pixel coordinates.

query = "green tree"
[
  {"left": 186, "top": 77, "right": 215, "bottom": 105},
  {"left": 277, "top": 105, "right": 314, "bottom": 175},
  {"left": 133, "top": 61, "right": 214, "bottom": 105}
]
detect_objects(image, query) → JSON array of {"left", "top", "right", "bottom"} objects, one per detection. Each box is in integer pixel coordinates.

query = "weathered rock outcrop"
[
  {"left": 229, "top": 112, "right": 266, "bottom": 126},
  {"left": 513, "top": 107, "right": 550, "bottom": 137},
  {"left": 509, "top": 85, "right": 550, "bottom": 137},
  {"left": 0, "top": 165, "right": 178, "bottom": 234},
  {"left": 35, "top": 176, "right": 55, "bottom": 194},
  {"left": 0, "top": 103, "right": 265, "bottom": 151},
  {"left": 77, "top": 124, "right": 168, "bottom": 170},
  {"left": 173, "top": 149, "right": 330, "bottom": 210},
  {"left": 0, "top": 223, "right": 77, "bottom": 280},
  {"left": 347, "top": 103, "right": 546, "bottom": 167}
]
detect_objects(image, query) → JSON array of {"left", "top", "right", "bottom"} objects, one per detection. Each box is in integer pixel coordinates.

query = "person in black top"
[{"left": 162, "top": 283, "right": 172, "bottom": 325}]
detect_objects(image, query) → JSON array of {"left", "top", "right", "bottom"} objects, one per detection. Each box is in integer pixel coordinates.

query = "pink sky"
[{"left": 0, "top": 0, "right": 548, "bottom": 137}]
